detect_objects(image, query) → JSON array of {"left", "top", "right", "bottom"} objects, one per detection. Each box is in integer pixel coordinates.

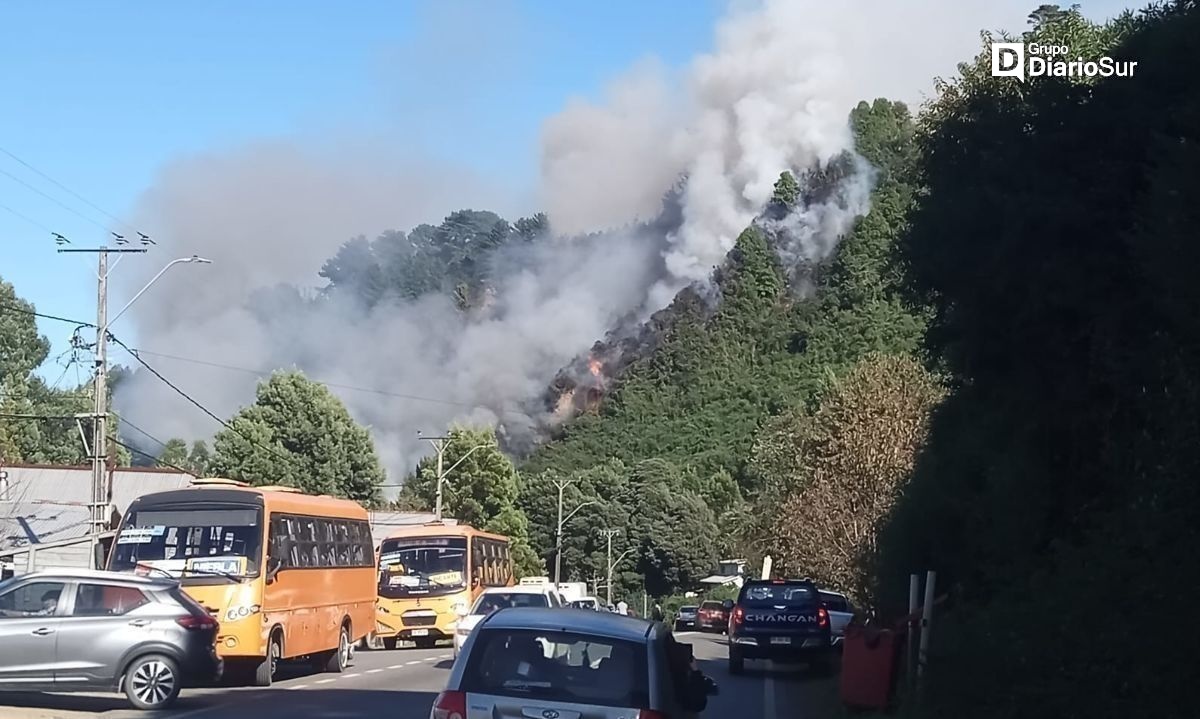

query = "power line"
[
  {"left": 0, "top": 301, "right": 96, "bottom": 329},
  {"left": 0, "top": 146, "right": 139, "bottom": 233},
  {"left": 114, "top": 415, "right": 172, "bottom": 453},
  {"left": 0, "top": 200, "right": 56, "bottom": 234},
  {"left": 126, "top": 347, "right": 491, "bottom": 410},
  {"left": 0, "top": 411, "right": 80, "bottom": 420},
  {"left": 0, "top": 165, "right": 109, "bottom": 231},
  {"left": 107, "top": 333, "right": 308, "bottom": 474},
  {"left": 111, "top": 437, "right": 196, "bottom": 477},
  {"left": 0, "top": 303, "right": 521, "bottom": 416}
]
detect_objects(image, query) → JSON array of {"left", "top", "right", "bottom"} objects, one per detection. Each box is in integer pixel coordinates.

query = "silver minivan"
[
  {"left": 433, "top": 607, "right": 716, "bottom": 718},
  {"left": 0, "top": 568, "right": 221, "bottom": 710}
]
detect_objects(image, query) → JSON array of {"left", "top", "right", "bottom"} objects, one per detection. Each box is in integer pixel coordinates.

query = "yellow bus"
[
  {"left": 106, "top": 478, "right": 376, "bottom": 686},
  {"left": 373, "top": 522, "right": 513, "bottom": 649}
]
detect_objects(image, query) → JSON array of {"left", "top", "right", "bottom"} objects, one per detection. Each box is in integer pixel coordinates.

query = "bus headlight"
[{"left": 224, "top": 604, "right": 261, "bottom": 622}]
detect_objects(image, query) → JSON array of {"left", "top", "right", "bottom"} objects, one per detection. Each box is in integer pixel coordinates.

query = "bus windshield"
[
  {"left": 109, "top": 506, "right": 264, "bottom": 581},
  {"left": 378, "top": 536, "right": 467, "bottom": 598}
]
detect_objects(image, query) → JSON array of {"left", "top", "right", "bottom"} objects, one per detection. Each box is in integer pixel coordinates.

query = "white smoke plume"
[
  {"left": 115, "top": 0, "right": 1032, "bottom": 494},
  {"left": 542, "top": 0, "right": 1032, "bottom": 308}
]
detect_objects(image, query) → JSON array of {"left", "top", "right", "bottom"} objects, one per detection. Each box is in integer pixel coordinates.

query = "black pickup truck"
[{"left": 726, "top": 578, "right": 833, "bottom": 675}]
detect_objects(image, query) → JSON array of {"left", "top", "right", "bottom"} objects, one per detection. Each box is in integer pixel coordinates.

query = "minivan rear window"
[{"left": 462, "top": 628, "right": 648, "bottom": 709}]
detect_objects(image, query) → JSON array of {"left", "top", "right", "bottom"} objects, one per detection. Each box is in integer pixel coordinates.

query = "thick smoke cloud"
[
  {"left": 541, "top": 0, "right": 1031, "bottom": 308},
  {"left": 115, "top": 0, "right": 1033, "bottom": 494}
]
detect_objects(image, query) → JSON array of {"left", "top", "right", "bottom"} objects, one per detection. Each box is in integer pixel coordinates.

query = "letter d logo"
[{"left": 991, "top": 42, "right": 1025, "bottom": 81}]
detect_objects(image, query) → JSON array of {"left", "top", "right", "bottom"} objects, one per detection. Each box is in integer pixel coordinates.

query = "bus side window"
[{"left": 350, "top": 522, "right": 367, "bottom": 566}]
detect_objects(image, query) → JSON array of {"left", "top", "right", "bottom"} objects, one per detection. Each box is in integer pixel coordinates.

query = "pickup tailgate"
[{"left": 735, "top": 583, "right": 828, "bottom": 647}]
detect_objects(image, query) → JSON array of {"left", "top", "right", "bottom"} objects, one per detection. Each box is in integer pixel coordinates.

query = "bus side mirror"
[{"left": 265, "top": 557, "right": 282, "bottom": 585}]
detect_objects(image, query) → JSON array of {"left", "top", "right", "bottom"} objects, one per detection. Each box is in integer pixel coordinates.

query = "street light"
[
  {"left": 108, "top": 255, "right": 212, "bottom": 327},
  {"left": 553, "top": 475, "right": 596, "bottom": 586},
  {"left": 419, "top": 432, "right": 492, "bottom": 521},
  {"left": 600, "top": 527, "right": 635, "bottom": 607}
]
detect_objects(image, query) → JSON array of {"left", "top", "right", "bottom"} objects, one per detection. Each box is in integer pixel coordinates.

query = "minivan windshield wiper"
[
  {"left": 182, "top": 567, "right": 254, "bottom": 583},
  {"left": 501, "top": 680, "right": 555, "bottom": 694},
  {"left": 134, "top": 564, "right": 253, "bottom": 583}
]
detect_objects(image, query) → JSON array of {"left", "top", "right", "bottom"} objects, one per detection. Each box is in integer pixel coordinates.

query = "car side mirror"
[
  {"left": 722, "top": 599, "right": 734, "bottom": 610},
  {"left": 265, "top": 557, "right": 282, "bottom": 585}
]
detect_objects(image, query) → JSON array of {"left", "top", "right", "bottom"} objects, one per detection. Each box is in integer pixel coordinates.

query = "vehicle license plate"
[
  {"left": 411, "top": 629, "right": 429, "bottom": 636},
  {"left": 770, "top": 636, "right": 791, "bottom": 645}
]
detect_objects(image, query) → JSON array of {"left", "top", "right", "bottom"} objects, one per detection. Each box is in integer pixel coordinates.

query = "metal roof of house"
[
  {"left": 1, "top": 464, "right": 445, "bottom": 550},
  {"left": 1, "top": 465, "right": 193, "bottom": 550},
  {"left": 0, "top": 464, "right": 193, "bottom": 514}
]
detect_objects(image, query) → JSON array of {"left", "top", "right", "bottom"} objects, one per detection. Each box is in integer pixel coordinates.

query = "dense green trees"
[
  {"left": 861, "top": 4, "right": 1200, "bottom": 717},
  {"left": 209, "top": 370, "right": 384, "bottom": 503},
  {"left": 0, "top": 277, "right": 131, "bottom": 466},
  {"left": 156, "top": 438, "right": 212, "bottom": 476}
]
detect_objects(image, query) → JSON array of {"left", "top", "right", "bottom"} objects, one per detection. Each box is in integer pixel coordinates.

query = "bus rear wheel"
[
  {"left": 255, "top": 632, "right": 282, "bottom": 687},
  {"left": 314, "top": 624, "right": 351, "bottom": 673}
]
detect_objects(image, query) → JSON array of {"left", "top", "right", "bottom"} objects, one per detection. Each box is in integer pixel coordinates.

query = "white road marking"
[
  {"left": 764, "top": 661, "right": 777, "bottom": 719},
  {"left": 388, "top": 664, "right": 406, "bottom": 669},
  {"left": 315, "top": 678, "right": 337, "bottom": 684},
  {"left": 367, "top": 668, "right": 384, "bottom": 674},
  {"left": 406, "top": 660, "right": 421, "bottom": 665},
  {"left": 343, "top": 673, "right": 361, "bottom": 678},
  {"left": 291, "top": 684, "right": 308, "bottom": 689}
]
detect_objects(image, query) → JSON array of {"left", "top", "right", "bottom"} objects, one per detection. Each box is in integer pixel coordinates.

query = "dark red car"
[{"left": 697, "top": 599, "right": 730, "bottom": 633}]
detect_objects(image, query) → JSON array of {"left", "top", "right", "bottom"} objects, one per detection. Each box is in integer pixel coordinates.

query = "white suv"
[{"left": 452, "top": 585, "right": 564, "bottom": 657}]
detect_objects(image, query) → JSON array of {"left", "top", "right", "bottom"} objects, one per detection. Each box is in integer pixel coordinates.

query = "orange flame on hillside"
[{"left": 588, "top": 357, "right": 603, "bottom": 377}]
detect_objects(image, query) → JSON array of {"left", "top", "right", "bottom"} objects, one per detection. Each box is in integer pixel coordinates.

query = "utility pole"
[
  {"left": 552, "top": 476, "right": 596, "bottom": 587},
  {"left": 58, "top": 247, "right": 209, "bottom": 567},
  {"left": 418, "top": 432, "right": 490, "bottom": 522},
  {"left": 59, "top": 245, "right": 145, "bottom": 565}
]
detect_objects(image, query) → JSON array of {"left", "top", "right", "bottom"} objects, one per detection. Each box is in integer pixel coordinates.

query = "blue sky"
[{"left": 0, "top": 0, "right": 1140, "bottom": 382}]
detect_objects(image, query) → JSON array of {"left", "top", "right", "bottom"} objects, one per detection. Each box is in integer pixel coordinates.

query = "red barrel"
[{"left": 839, "top": 624, "right": 900, "bottom": 710}]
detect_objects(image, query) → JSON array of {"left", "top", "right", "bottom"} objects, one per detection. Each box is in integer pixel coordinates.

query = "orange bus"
[
  {"left": 106, "top": 478, "right": 376, "bottom": 686},
  {"left": 373, "top": 522, "right": 513, "bottom": 649}
]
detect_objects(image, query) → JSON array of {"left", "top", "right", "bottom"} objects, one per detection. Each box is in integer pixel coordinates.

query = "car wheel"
[
  {"left": 414, "top": 637, "right": 436, "bottom": 649},
  {"left": 124, "top": 654, "right": 181, "bottom": 710},
  {"left": 324, "top": 625, "right": 351, "bottom": 673},
  {"left": 255, "top": 631, "right": 282, "bottom": 687},
  {"left": 811, "top": 655, "right": 834, "bottom": 677},
  {"left": 728, "top": 648, "right": 745, "bottom": 675},
  {"left": 382, "top": 637, "right": 398, "bottom": 651}
]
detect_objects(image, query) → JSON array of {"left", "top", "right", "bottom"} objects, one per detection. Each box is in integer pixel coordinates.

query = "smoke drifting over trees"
[{"left": 111, "top": 0, "right": 1033, "bottom": 492}]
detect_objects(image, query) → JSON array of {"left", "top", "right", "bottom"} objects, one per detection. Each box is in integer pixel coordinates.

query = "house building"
[{"left": 698, "top": 558, "right": 748, "bottom": 590}]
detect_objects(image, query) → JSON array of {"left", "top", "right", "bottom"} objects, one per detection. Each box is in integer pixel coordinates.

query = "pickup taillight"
[
  {"left": 731, "top": 606, "right": 745, "bottom": 629},
  {"left": 817, "top": 606, "right": 829, "bottom": 628}
]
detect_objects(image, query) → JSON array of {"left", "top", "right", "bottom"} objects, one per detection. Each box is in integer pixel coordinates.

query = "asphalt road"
[{"left": 0, "top": 632, "right": 838, "bottom": 719}]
